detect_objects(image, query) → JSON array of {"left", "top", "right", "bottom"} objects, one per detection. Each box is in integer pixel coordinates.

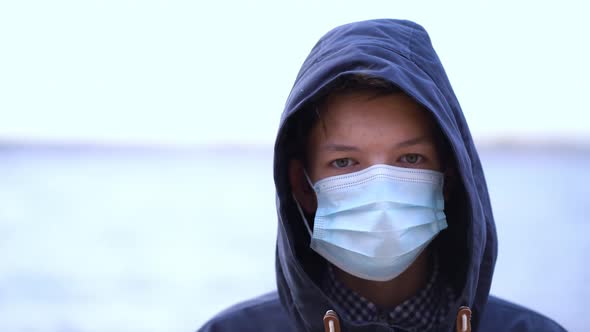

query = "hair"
[{"left": 285, "top": 74, "right": 450, "bottom": 169}]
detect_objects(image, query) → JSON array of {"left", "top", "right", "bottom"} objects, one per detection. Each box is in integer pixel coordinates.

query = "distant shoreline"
[{"left": 0, "top": 137, "right": 589, "bottom": 153}]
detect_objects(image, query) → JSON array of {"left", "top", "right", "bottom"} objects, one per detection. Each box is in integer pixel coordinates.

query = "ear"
[{"left": 288, "top": 159, "right": 317, "bottom": 214}]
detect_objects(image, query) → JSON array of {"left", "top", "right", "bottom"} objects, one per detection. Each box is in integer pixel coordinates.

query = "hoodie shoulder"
[
  {"left": 197, "top": 291, "right": 294, "bottom": 332},
  {"left": 480, "top": 295, "right": 567, "bottom": 332}
]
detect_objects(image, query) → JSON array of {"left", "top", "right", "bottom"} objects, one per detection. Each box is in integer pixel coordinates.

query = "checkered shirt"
[{"left": 323, "top": 255, "right": 455, "bottom": 331}]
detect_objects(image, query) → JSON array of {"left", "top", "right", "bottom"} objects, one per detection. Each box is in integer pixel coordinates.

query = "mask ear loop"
[
  {"left": 293, "top": 195, "right": 313, "bottom": 236},
  {"left": 292, "top": 170, "right": 316, "bottom": 237}
]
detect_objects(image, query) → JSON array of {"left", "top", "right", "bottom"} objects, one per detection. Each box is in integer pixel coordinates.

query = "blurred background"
[{"left": 0, "top": 1, "right": 588, "bottom": 331}]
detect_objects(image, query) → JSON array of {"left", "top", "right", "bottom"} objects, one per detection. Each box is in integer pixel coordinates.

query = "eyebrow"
[
  {"left": 321, "top": 143, "right": 361, "bottom": 152},
  {"left": 320, "top": 135, "right": 433, "bottom": 152},
  {"left": 395, "top": 135, "right": 433, "bottom": 148}
]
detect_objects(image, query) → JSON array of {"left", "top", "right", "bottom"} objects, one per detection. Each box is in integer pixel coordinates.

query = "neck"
[{"left": 334, "top": 249, "right": 432, "bottom": 309}]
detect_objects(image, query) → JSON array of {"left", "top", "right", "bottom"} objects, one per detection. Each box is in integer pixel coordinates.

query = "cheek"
[
  {"left": 304, "top": 150, "right": 322, "bottom": 182},
  {"left": 430, "top": 157, "right": 443, "bottom": 171},
  {"left": 308, "top": 163, "right": 330, "bottom": 184},
  {"left": 424, "top": 145, "right": 444, "bottom": 171},
  {"left": 433, "top": 148, "right": 447, "bottom": 171}
]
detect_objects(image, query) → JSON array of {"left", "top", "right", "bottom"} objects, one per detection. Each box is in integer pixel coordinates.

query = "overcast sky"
[{"left": 1, "top": 1, "right": 588, "bottom": 146}]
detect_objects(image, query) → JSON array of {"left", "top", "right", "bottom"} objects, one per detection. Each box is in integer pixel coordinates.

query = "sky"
[{"left": 0, "top": 0, "right": 588, "bottom": 146}]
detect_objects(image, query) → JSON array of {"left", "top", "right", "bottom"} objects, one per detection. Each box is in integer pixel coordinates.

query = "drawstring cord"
[
  {"left": 322, "top": 306, "right": 471, "bottom": 332},
  {"left": 455, "top": 306, "right": 472, "bottom": 332},
  {"left": 323, "top": 310, "right": 341, "bottom": 332}
]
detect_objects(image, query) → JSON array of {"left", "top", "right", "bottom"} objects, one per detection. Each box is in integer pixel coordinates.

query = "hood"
[{"left": 273, "top": 19, "right": 497, "bottom": 332}]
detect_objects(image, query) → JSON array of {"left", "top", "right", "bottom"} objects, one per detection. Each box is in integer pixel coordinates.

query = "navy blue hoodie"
[{"left": 198, "top": 19, "right": 566, "bottom": 332}]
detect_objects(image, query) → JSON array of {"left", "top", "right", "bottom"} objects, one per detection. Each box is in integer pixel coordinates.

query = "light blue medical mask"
[{"left": 294, "top": 164, "right": 447, "bottom": 282}]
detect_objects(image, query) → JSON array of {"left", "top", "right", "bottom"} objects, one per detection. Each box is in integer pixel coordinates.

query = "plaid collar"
[{"left": 323, "top": 254, "right": 455, "bottom": 331}]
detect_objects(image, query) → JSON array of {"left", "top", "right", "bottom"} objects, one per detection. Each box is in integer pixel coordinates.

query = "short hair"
[{"left": 284, "top": 74, "right": 452, "bottom": 169}]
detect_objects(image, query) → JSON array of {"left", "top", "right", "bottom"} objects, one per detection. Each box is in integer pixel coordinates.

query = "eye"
[
  {"left": 330, "top": 158, "right": 356, "bottom": 169},
  {"left": 399, "top": 153, "right": 423, "bottom": 164}
]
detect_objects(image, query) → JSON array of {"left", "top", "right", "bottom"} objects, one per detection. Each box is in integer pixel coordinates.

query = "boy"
[{"left": 199, "top": 19, "right": 565, "bottom": 332}]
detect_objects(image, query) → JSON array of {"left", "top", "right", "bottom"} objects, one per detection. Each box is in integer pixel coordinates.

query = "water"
[{"left": 0, "top": 144, "right": 587, "bottom": 331}]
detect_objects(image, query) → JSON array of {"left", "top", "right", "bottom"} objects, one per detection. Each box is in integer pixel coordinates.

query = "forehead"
[{"left": 310, "top": 91, "right": 438, "bottom": 142}]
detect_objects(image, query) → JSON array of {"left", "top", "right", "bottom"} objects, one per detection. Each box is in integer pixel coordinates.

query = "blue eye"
[
  {"left": 331, "top": 158, "right": 355, "bottom": 169},
  {"left": 400, "top": 154, "right": 422, "bottom": 164}
]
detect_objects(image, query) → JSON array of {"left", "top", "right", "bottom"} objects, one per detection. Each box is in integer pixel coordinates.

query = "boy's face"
[
  {"left": 291, "top": 91, "right": 444, "bottom": 214},
  {"left": 306, "top": 92, "right": 442, "bottom": 183}
]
